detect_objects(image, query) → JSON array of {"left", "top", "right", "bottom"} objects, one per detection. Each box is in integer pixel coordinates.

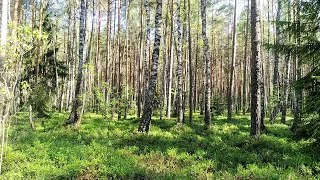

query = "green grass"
[{"left": 2, "top": 112, "right": 320, "bottom": 179}]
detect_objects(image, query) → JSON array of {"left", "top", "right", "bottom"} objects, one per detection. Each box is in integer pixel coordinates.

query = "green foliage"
[
  {"left": 29, "top": 86, "right": 53, "bottom": 118},
  {"left": 293, "top": 68, "right": 320, "bottom": 146},
  {"left": 2, "top": 112, "right": 320, "bottom": 179},
  {"left": 267, "top": 0, "right": 320, "bottom": 146},
  {"left": 211, "top": 95, "right": 226, "bottom": 115}
]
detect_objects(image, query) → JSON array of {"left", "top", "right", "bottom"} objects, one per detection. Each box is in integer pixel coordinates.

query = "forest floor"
[{"left": 2, "top": 112, "right": 320, "bottom": 179}]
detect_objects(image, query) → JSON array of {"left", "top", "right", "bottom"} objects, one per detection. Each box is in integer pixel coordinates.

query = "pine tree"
[{"left": 250, "top": 0, "right": 262, "bottom": 137}]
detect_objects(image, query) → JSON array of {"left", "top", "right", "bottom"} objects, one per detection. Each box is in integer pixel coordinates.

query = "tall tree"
[
  {"left": 242, "top": 0, "right": 250, "bottom": 115},
  {"left": 117, "top": 0, "right": 122, "bottom": 120},
  {"left": 227, "top": 0, "right": 237, "bottom": 121},
  {"left": 35, "top": 0, "right": 43, "bottom": 84},
  {"left": 187, "top": 0, "right": 193, "bottom": 124},
  {"left": 200, "top": 0, "right": 211, "bottom": 127},
  {"left": 292, "top": 0, "right": 302, "bottom": 130},
  {"left": 137, "top": 0, "right": 143, "bottom": 118},
  {"left": 0, "top": 0, "right": 8, "bottom": 64},
  {"left": 270, "top": 0, "right": 282, "bottom": 123},
  {"left": 0, "top": 0, "right": 9, "bottom": 173},
  {"left": 67, "top": 0, "right": 86, "bottom": 125},
  {"left": 105, "top": 0, "right": 110, "bottom": 105},
  {"left": 138, "top": 0, "right": 163, "bottom": 133},
  {"left": 176, "top": 0, "right": 183, "bottom": 125},
  {"left": 143, "top": 0, "right": 150, "bottom": 98},
  {"left": 281, "top": 0, "right": 291, "bottom": 124},
  {"left": 166, "top": 0, "right": 174, "bottom": 118},
  {"left": 250, "top": 0, "right": 262, "bottom": 137}
]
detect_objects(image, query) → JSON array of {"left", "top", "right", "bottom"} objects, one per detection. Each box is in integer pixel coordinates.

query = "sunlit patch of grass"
[{"left": 2, "top": 111, "right": 320, "bottom": 179}]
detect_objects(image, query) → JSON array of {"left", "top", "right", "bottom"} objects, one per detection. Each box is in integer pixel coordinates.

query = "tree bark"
[
  {"left": 227, "top": 0, "right": 237, "bottom": 121},
  {"left": 176, "top": 0, "right": 183, "bottom": 125},
  {"left": 270, "top": 0, "right": 282, "bottom": 123},
  {"left": 187, "top": 0, "right": 193, "bottom": 124},
  {"left": 250, "top": 0, "right": 262, "bottom": 137},
  {"left": 281, "top": 0, "right": 291, "bottom": 124},
  {"left": 166, "top": 0, "right": 174, "bottom": 118},
  {"left": 0, "top": 0, "right": 8, "bottom": 68},
  {"left": 292, "top": 0, "right": 302, "bottom": 131},
  {"left": 200, "top": 0, "right": 211, "bottom": 127},
  {"left": 105, "top": 0, "right": 110, "bottom": 105},
  {"left": 242, "top": 0, "right": 249, "bottom": 115},
  {"left": 143, "top": 0, "right": 150, "bottom": 99},
  {"left": 35, "top": 0, "right": 43, "bottom": 84},
  {"left": 138, "top": 0, "right": 163, "bottom": 133},
  {"left": 67, "top": 0, "right": 86, "bottom": 126},
  {"left": 137, "top": 0, "right": 143, "bottom": 118}
]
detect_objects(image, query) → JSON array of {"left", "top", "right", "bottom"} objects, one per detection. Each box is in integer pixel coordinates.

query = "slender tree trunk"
[
  {"left": 227, "top": 0, "right": 237, "bottom": 121},
  {"left": 0, "top": 0, "right": 8, "bottom": 68},
  {"left": 35, "top": 0, "right": 43, "bottom": 84},
  {"left": 281, "top": 0, "right": 291, "bottom": 124},
  {"left": 187, "top": 0, "right": 193, "bottom": 124},
  {"left": 166, "top": 0, "right": 174, "bottom": 118},
  {"left": 137, "top": 0, "right": 143, "bottom": 118},
  {"left": 12, "top": 0, "right": 19, "bottom": 39},
  {"left": 124, "top": 0, "right": 130, "bottom": 119},
  {"left": 176, "top": 0, "right": 183, "bottom": 125},
  {"left": 94, "top": 0, "right": 101, "bottom": 112},
  {"left": 200, "top": 0, "right": 211, "bottom": 127},
  {"left": 250, "top": 0, "right": 262, "bottom": 137},
  {"left": 193, "top": 29, "right": 199, "bottom": 111},
  {"left": 260, "top": 1, "right": 266, "bottom": 130},
  {"left": 292, "top": 0, "right": 302, "bottom": 131},
  {"left": 138, "top": 0, "right": 163, "bottom": 133},
  {"left": 0, "top": 99, "right": 4, "bottom": 175},
  {"left": 270, "top": 0, "right": 282, "bottom": 123},
  {"left": 67, "top": 0, "right": 86, "bottom": 125},
  {"left": 242, "top": 0, "right": 249, "bottom": 115},
  {"left": 160, "top": 0, "right": 169, "bottom": 120},
  {"left": 29, "top": 105, "right": 35, "bottom": 129},
  {"left": 143, "top": 0, "right": 150, "bottom": 99},
  {"left": 105, "top": 0, "right": 110, "bottom": 105}
]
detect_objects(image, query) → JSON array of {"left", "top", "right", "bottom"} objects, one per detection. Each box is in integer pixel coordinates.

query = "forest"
[{"left": 0, "top": 0, "right": 319, "bottom": 178}]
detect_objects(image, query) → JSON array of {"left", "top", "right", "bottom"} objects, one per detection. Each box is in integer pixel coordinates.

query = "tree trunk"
[
  {"left": 250, "top": 0, "right": 262, "bottom": 137},
  {"left": 242, "top": 0, "right": 249, "bottom": 115},
  {"left": 227, "top": 0, "right": 237, "bottom": 121},
  {"left": 12, "top": 0, "right": 19, "bottom": 38},
  {"left": 160, "top": 0, "right": 169, "bottom": 121},
  {"left": 176, "top": 0, "right": 183, "bottom": 125},
  {"left": 29, "top": 105, "right": 35, "bottom": 129},
  {"left": 270, "top": 0, "right": 282, "bottom": 123},
  {"left": 200, "top": 0, "right": 211, "bottom": 127},
  {"left": 124, "top": 0, "right": 130, "bottom": 119},
  {"left": 166, "top": 0, "right": 174, "bottom": 118},
  {"left": 143, "top": 0, "right": 150, "bottom": 99},
  {"left": 187, "top": 0, "right": 193, "bottom": 124},
  {"left": 0, "top": 0, "right": 8, "bottom": 67},
  {"left": 193, "top": 29, "right": 199, "bottom": 112},
  {"left": 67, "top": 0, "right": 86, "bottom": 126},
  {"left": 281, "top": 0, "right": 291, "bottom": 124},
  {"left": 137, "top": 0, "right": 143, "bottom": 118},
  {"left": 35, "top": 0, "right": 43, "bottom": 84},
  {"left": 292, "top": 0, "right": 302, "bottom": 131},
  {"left": 105, "top": 0, "right": 110, "bottom": 106},
  {"left": 138, "top": 0, "right": 163, "bottom": 133},
  {"left": 117, "top": 0, "right": 122, "bottom": 120}
]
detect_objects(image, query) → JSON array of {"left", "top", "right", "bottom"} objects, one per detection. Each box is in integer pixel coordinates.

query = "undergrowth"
[{"left": 2, "top": 112, "right": 320, "bottom": 179}]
